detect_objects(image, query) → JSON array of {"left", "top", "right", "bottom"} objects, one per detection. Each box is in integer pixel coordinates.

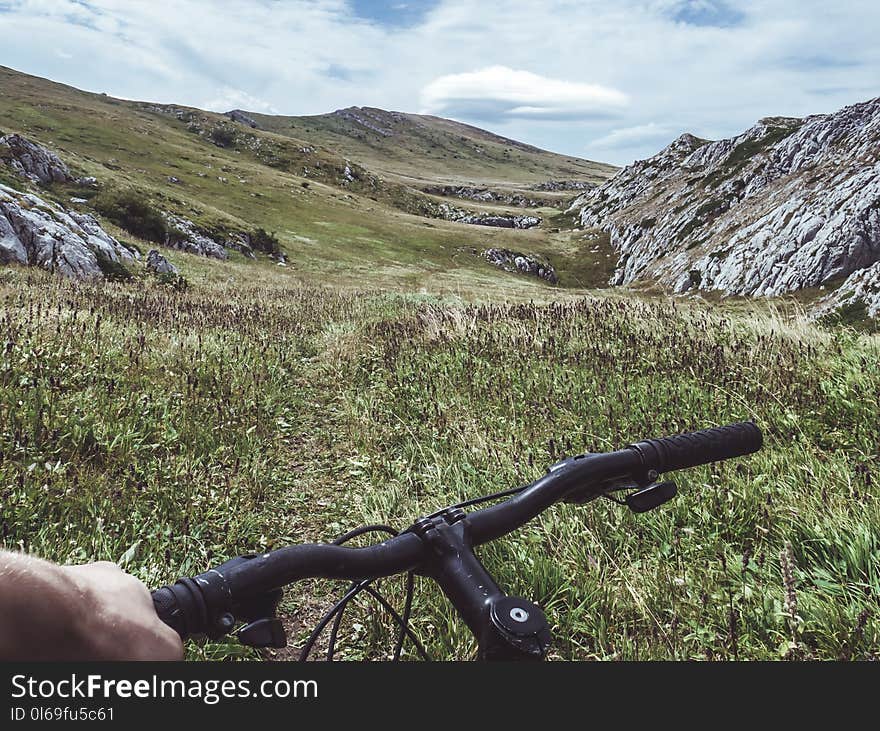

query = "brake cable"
[
  {"left": 298, "top": 524, "right": 429, "bottom": 662},
  {"left": 302, "top": 486, "right": 535, "bottom": 661}
]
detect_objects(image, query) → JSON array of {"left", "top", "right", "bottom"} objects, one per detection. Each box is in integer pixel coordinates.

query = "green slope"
[{"left": 244, "top": 106, "right": 615, "bottom": 188}]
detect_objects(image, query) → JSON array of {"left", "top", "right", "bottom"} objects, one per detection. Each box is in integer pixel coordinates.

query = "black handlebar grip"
[
  {"left": 628, "top": 421, "right": 762, "bottom": 475},
  {"left": 151, "top": 578, "right": 209, "bottom": 640},
  {"left": 152, "top": 587, "right": 186, "bottom": 638}
]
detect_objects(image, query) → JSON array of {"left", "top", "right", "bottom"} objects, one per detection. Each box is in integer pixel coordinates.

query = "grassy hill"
[{"left": 249, "top": 106, "right": 615, "bottom": 188}]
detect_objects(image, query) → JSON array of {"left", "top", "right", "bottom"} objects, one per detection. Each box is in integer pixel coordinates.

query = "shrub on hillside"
[
  {"left": 92, "top": 189, "right": 170, "bottom": 244},
  {"left": 249, "top": 228, "right": 282, "bottom": 257},
  {"left": 94, "top": 251, "right": 132, "bottom": 282},
  {"left": 210, "top": 126, "right": 236, "bottom": 148}
]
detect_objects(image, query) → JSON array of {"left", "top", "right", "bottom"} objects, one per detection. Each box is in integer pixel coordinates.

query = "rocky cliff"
[
  {"left": 569, "top": 97, "right": 880, "bottom": 315},
  {"left": 0, "top": 184, "right": 139, "bottom": 279},
  {"left": 815, "top": 260, "right": 880, "bottom": 321}
]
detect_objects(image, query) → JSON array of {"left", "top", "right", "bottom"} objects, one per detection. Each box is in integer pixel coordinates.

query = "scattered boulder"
[
  {"left": 145, "top": 249, "right": 178, "bottom": 275},
  {"left": 483, "top": 248, "right": 558, "bottom": 284},
  {"left": 0, "top": 183, "right": 139, "bottom": 279},
  {"left": 0, "top": 134, "right": 73, "bottom": 185},
  {"left": 164, "top": 214, "right": 228, "bottom": 260}
]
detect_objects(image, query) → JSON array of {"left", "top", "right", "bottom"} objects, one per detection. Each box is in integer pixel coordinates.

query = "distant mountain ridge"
[
  {"left": 244, "top": 105, "right": 615, "bottom": 187},
  {"left": 569, "top": 97, "right": 880, "bottom": 317}
]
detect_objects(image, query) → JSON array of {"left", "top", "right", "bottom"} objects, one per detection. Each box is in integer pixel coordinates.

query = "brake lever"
[
  {"left": 557, "top": 453, "right": 677, "bottom": 513},
  {"left": 233, "top": 588, "right": 286, "bottom": 648},
  {"left": 554, "top": 446, "right": 678, "bottom": 513},
  {"left": 624, "top": 480, "right": 677, "bottom": 513}
]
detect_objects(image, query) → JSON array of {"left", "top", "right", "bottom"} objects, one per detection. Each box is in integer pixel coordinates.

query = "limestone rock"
[
  {"left": 0, "top": 134, "right": 73, "bottom": 185},
  {"left": 145, "top": 249, "right": 178, "bottom": 275},
  {"left": 814, "top": 261, "right": 880, "bottom": 320},
  {"left": 164, "top": 214, "right": 228, "bottom": 260},
  {"left": 0, "top": 183, "right": 139, "bottom": 278},
  {"left": 459, "top": 214, "right": 541, "bottom": 229},
  {"left": 422, "top": 185, "right": 545, "bottom": 208},
  {"left": 533, "top": 180, "right": 596, "bottom": 192},
  {"left": 225, "top": 110, "right": 258, "bottom": 128},
  {"left": 569, "top": 97, "right": 880, "bottom": 316},
  {"left": 483, "top": 247, "right": 558, "bottom": 284}
]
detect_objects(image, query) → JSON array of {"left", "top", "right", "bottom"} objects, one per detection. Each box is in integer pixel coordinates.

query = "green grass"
[{"left": 1, "top": 265, "right": 877, "bottom": 661}]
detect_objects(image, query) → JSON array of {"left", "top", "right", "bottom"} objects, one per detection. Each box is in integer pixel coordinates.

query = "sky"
[{"left": 0, "top": 0, "right": 878, "bottom": 165}]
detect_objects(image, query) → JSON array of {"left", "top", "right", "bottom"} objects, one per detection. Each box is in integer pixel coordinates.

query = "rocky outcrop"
[
  {"left": 483, "top": 248, "right": 558, "bottom": 284},
  {"left": 434, "top": 202, "right": 541, "bottom": 229},
  {"left": 145, "top": 249, "right": 178, "bottom": 275},
  {"left": 164, "top": 215, "right": 228, "bottom": 259},
  {"left": 0, "top": 183, "right": 139, "bottom": 278},
  {"left": 223, "top": 232, "right": 257, "bottom": 259},
  {"left": 162, "top": 216, "right": 266, "bottom": 260},
  {"left": 423, "top": 185, "right": 546, "bottom": 208},
  {"left": 533, "top": 180, "right": 596, "bottom": 192},
  {"left": 814, "top": 261, "right": 880, "bottom": 320},
  {"left": 0, "top": 134, "right": 73, "bottom": 185},
  {"left": 459, "top": 214, "right": 541, "bottom": 229},
  {"left": 332, "top": 107, "right": 400, "bottom": 137},
  {"left": 570, "top": 97, "right": 880, "bottom": 314},
  {"left": 226, "top": 110, "right": 258, "bottom": 128}
]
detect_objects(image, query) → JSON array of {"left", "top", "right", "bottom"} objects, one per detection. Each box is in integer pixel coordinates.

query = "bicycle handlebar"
[
  {"left": 629, "top": 421, "right": 762, "bottom": 475},
  {"left": 152, "top": 421, "right": 762, "bottom": 644}
]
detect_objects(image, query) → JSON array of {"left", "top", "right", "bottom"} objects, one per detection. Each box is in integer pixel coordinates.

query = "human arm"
[{"left": 0, "top": 551, "right": 183, "bottom": 661}]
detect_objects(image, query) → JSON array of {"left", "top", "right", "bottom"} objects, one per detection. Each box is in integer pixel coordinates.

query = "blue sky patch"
[
  {"left": 348, "top": 0, "right": 438, "bottom": 27},
  {"left": 668, "top": 0, "right": 745, "bottom": 28}
]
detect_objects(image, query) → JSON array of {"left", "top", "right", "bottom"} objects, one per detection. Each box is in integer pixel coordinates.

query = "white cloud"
[
  {"left": 420, "top": 66, "right": 628, "bottom": 121},
  {"left": 589, "top": 123, "right": 676, "bottom": 149},
  {"left": 202, "top": 88, "right": 280, "bottom": 115}
]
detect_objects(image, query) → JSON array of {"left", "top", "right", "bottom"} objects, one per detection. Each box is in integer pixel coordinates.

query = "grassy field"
[{"left": 1, "top": 261, "right": 877, "bottom": 661}]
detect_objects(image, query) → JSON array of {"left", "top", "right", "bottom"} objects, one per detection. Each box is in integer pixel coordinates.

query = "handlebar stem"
[{"left": 411, "top": 509, "right": 551, "bottom": 661}]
